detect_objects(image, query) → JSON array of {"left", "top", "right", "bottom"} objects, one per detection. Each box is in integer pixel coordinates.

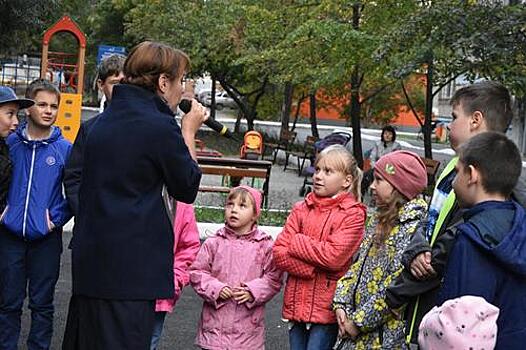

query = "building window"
[{"left": 440, "top": 81, "right": 455, "bottom": 100}]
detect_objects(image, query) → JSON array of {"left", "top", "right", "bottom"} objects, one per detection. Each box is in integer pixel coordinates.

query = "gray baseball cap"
[{"left": 0, "top": 86, "right": 34, "bottom": 109}]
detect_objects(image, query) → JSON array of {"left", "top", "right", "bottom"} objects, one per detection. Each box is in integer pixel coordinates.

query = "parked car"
[
  {"left": 204, "top": 91, "right": 238, "bottom": 110},
  {"left": 197, "top": 89, "right": 212, "bottom": 104}
]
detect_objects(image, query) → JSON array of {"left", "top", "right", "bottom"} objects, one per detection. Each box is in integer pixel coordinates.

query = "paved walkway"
[{"left": 20, "top": 231, "right": 289, "bottom": 349}]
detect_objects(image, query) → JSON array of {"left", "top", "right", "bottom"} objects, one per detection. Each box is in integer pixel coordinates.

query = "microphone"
[{"left": 178, "top": 99, "right": 235, "bottom": 139}]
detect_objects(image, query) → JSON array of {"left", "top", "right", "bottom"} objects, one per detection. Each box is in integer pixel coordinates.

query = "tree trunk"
[
  {"left": 235, "top": 109, "right": 243, "bottom": 133},
  {"left": 350, "top": 70, "right": 364, "bottom": 168},
  {"left": 517, "top": 96, "right": 526, "bottom": 155},
  {"left": 210, "top": 75, "right": 217, "bottom": 119},
  {"left": 219, "top": 78, "right": 267, "bottom": 133},
  {"left": 281, "top": 82, "right": 293, "bottom": 135},
  {"left": 349, "top": 3, "right": 364, "bottom": 169},
  {"left": 245, "top": 105, "right": 256, "bottom": 131},
  {"left": 309, "top": 93, "right": 319, "bottom": 138},
  {"left": 423, "top": 58, "right": 434, "bottom": 159}
]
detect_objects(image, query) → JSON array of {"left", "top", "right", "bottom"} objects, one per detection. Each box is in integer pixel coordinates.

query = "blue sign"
[{"left": 97, "top": 45, "right": 126, "bottom": 65}]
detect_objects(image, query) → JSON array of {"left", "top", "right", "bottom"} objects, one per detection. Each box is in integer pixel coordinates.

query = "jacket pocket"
[
  {"left": 250, "top": 308, "right": 264, "bottom": 329},
  {"left": 25, "top": 205, "right": 50, "bottom": 239},
  {"left": 2, "top": 204, "right": 24, "bottom": 236},
  {"left": 46, "top": 209, "right": 56, "bottom": 232}
]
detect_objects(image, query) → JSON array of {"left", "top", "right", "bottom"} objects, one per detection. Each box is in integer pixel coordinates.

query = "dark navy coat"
[
  {"left": 72, "top": 84, "right": 201, "bottom": 300},
  {"left": 438, "top": 200, "right": 526, "bottom": 349}
]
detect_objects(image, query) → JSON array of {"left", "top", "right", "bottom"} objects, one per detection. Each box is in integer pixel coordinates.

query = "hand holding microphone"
[
  {"left": 179, "top": 98, "right": 208, "bottom": 138},
  {"left": 179, "top": 99, "right": 235, "bottom": 139}
]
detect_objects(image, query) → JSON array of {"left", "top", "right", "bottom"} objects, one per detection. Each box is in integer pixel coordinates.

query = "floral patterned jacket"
[{"left": 332, "top": 198, "right": 427, "bottom": 350}]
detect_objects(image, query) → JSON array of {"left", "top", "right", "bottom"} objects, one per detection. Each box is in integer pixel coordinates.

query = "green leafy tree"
[
  {"left": 0, "top": 0, "right": 59, "bottom": 54},
  {"left": 380, "top": 0, "right": 526, "bottom": 157},
  {"left": 125, "top": 0, "right": 278, "bottom": 130},
  {"left": 251, "top": 0, "right": 420, "bottom": 166}
]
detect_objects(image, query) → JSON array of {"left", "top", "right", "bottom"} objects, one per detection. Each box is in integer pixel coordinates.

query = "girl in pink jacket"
[
  {"left": 151, "top": 202, "right": 201, "bottom": 350},
  {"left": 189, "top": 186, "right": 283, "bottom": 350}
]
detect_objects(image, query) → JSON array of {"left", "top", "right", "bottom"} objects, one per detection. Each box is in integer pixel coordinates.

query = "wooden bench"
[
  {"left": 421, "top": 157, "right": 441, "bottom": 185},
  {"left": 284, "top": 135, "right": 318, "bottom": 175},
  {"left": 420, "top": 157, "right": 441, "bottom": 198},
  {"left": 263, "top": 130, "right": 297, "bottom": 164},
  {"left": 197, "top": 156, "right": 272, "bottom": 206},
  {"left": 195, "top": 139, "right": 223, "bottom": 158}
]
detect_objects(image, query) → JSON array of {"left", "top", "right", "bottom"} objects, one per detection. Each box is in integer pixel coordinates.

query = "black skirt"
[{"left": 62, "top": 295, "right": 156, "bottom": 350}]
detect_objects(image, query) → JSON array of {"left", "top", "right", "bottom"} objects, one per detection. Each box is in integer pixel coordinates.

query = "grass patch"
[
  {"left": 195, "top": 129, "right": 303, "bottom": 156},
  {"left": 195, "top": 206, "right": 289, "bottom": 226},
  {"left": 196, "top": 130, "right": 245, "bottom": 156}
]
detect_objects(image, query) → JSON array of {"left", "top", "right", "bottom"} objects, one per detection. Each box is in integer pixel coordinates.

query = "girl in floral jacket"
[
  {"left": 333, "top": 151, "right": 428, "bottom": 350},
  {"left": 273, "top": 145, "right": 367, "bottom": 350}
]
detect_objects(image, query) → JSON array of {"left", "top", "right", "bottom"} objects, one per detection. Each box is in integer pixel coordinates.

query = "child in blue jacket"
[
  {"left": 436, "top": 132, "right": 526, "bottom": 349},
  {"left": 0, "top": 79, "right": 71, "bottom": 350}
]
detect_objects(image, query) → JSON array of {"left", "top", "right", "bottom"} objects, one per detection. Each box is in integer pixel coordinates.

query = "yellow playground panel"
[
  {"left": 55, "top": 93, "right": 82, "bottom": 142},
  {"left": 41, "top": 16, "right": 86, "bottom": 143}
]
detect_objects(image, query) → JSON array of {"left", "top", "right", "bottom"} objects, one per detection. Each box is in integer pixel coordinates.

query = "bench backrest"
[
  {"left": 420, "top": 157, "right": 441, "bottom": 187},
  {"left": 279, "top": 130, "right": 297, "bottom": 147}
]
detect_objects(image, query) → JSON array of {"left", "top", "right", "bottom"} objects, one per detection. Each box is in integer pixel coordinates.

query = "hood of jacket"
[
  {"left": 304, "top": 191, "right": 362, "bottom": 211},
  {"left": 216, "top": 224, "right": 271, "bottom": 242},
  {"left": 460, "top": 200, "right": 526, "bottom": 276},
  {"left": 397, "top": 197, "right": 428, "bottom": 224},
  {"left": 12, "top": 123, "right": 63, "bottom": 146}
]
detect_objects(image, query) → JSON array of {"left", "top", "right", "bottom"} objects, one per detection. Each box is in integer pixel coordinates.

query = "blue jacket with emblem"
[
  {"left": 437, "top": 200, "right": 526, "bottom": 350},
  {"left": 1, "top": 124, "right": 72, "bottom": 240}
]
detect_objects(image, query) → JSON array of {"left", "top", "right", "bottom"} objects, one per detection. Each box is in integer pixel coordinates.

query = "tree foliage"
[
  {"left": 8, "top": 0, "right": 525, "bottom": 157},
  {"left": 0, "top": 0, "right": 59, "bottom": 54},
  {"left": 378, "top": 0, "right": 526, "bottom": 157}
]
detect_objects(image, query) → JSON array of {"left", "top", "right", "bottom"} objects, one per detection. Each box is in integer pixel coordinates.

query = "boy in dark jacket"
[
  {"left": 0, "top": 79, "right": 71, "bottom": 350},
  {"left": 64, "top": 54, "right": 125, "bottom": 217},
  {"left": 385, "top": 81, "right": 526, "bottom": 346},
  {"left": 437, "top": 131, "right": 525, "bottom": 349}
]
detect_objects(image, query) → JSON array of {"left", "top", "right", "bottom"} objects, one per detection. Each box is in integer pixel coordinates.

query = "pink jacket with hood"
[
  {"left": 189, "top": 225, "right": 283, "bottom": 350},
  {"left": 156, "top": 202, "right": 200, "bottom": 312}
]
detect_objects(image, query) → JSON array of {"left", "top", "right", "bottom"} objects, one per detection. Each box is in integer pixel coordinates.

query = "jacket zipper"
[
  {"left": 22, "top": 144, "right": 37, "bottom": 238},
  {"left": 308, "top": 210, "right": 333, "bottom": 321},
  {"left": 352, "top": 242, "right": 372, "bottom": 310}
]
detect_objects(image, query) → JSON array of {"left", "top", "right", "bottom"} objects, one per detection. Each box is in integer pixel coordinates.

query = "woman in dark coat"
[{"left": 62, "top": 41, "right": 207, "bottom": 349}]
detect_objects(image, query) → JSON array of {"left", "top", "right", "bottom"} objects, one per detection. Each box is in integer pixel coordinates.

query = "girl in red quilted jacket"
[{"left": 273, "top": 145, "right": 367, "bottom": 350}]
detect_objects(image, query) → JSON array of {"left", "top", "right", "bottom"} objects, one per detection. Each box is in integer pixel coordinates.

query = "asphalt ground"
[{"left": 19, "top": 231, "right": 289, "bottom": 350}]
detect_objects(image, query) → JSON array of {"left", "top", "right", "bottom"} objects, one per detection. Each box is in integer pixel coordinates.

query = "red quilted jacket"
[{"left": 273, "top": 192, "right": 366, "bottom": 324}]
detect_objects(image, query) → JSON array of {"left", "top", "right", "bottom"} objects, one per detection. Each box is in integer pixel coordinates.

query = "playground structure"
[
  {"left": 40, "top": 16, "right": 86, "bottom": 143},
  {"left": 240, "top": 131, "right": 263, "bottom": 160}
]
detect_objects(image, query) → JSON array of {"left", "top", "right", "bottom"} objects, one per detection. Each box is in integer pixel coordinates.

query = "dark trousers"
[
  {"left": 0, "top": 229, "right": 62, "bottom": 350},
  {"left": 63, "top": 295, "right": 156, "bottom": 350}
]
